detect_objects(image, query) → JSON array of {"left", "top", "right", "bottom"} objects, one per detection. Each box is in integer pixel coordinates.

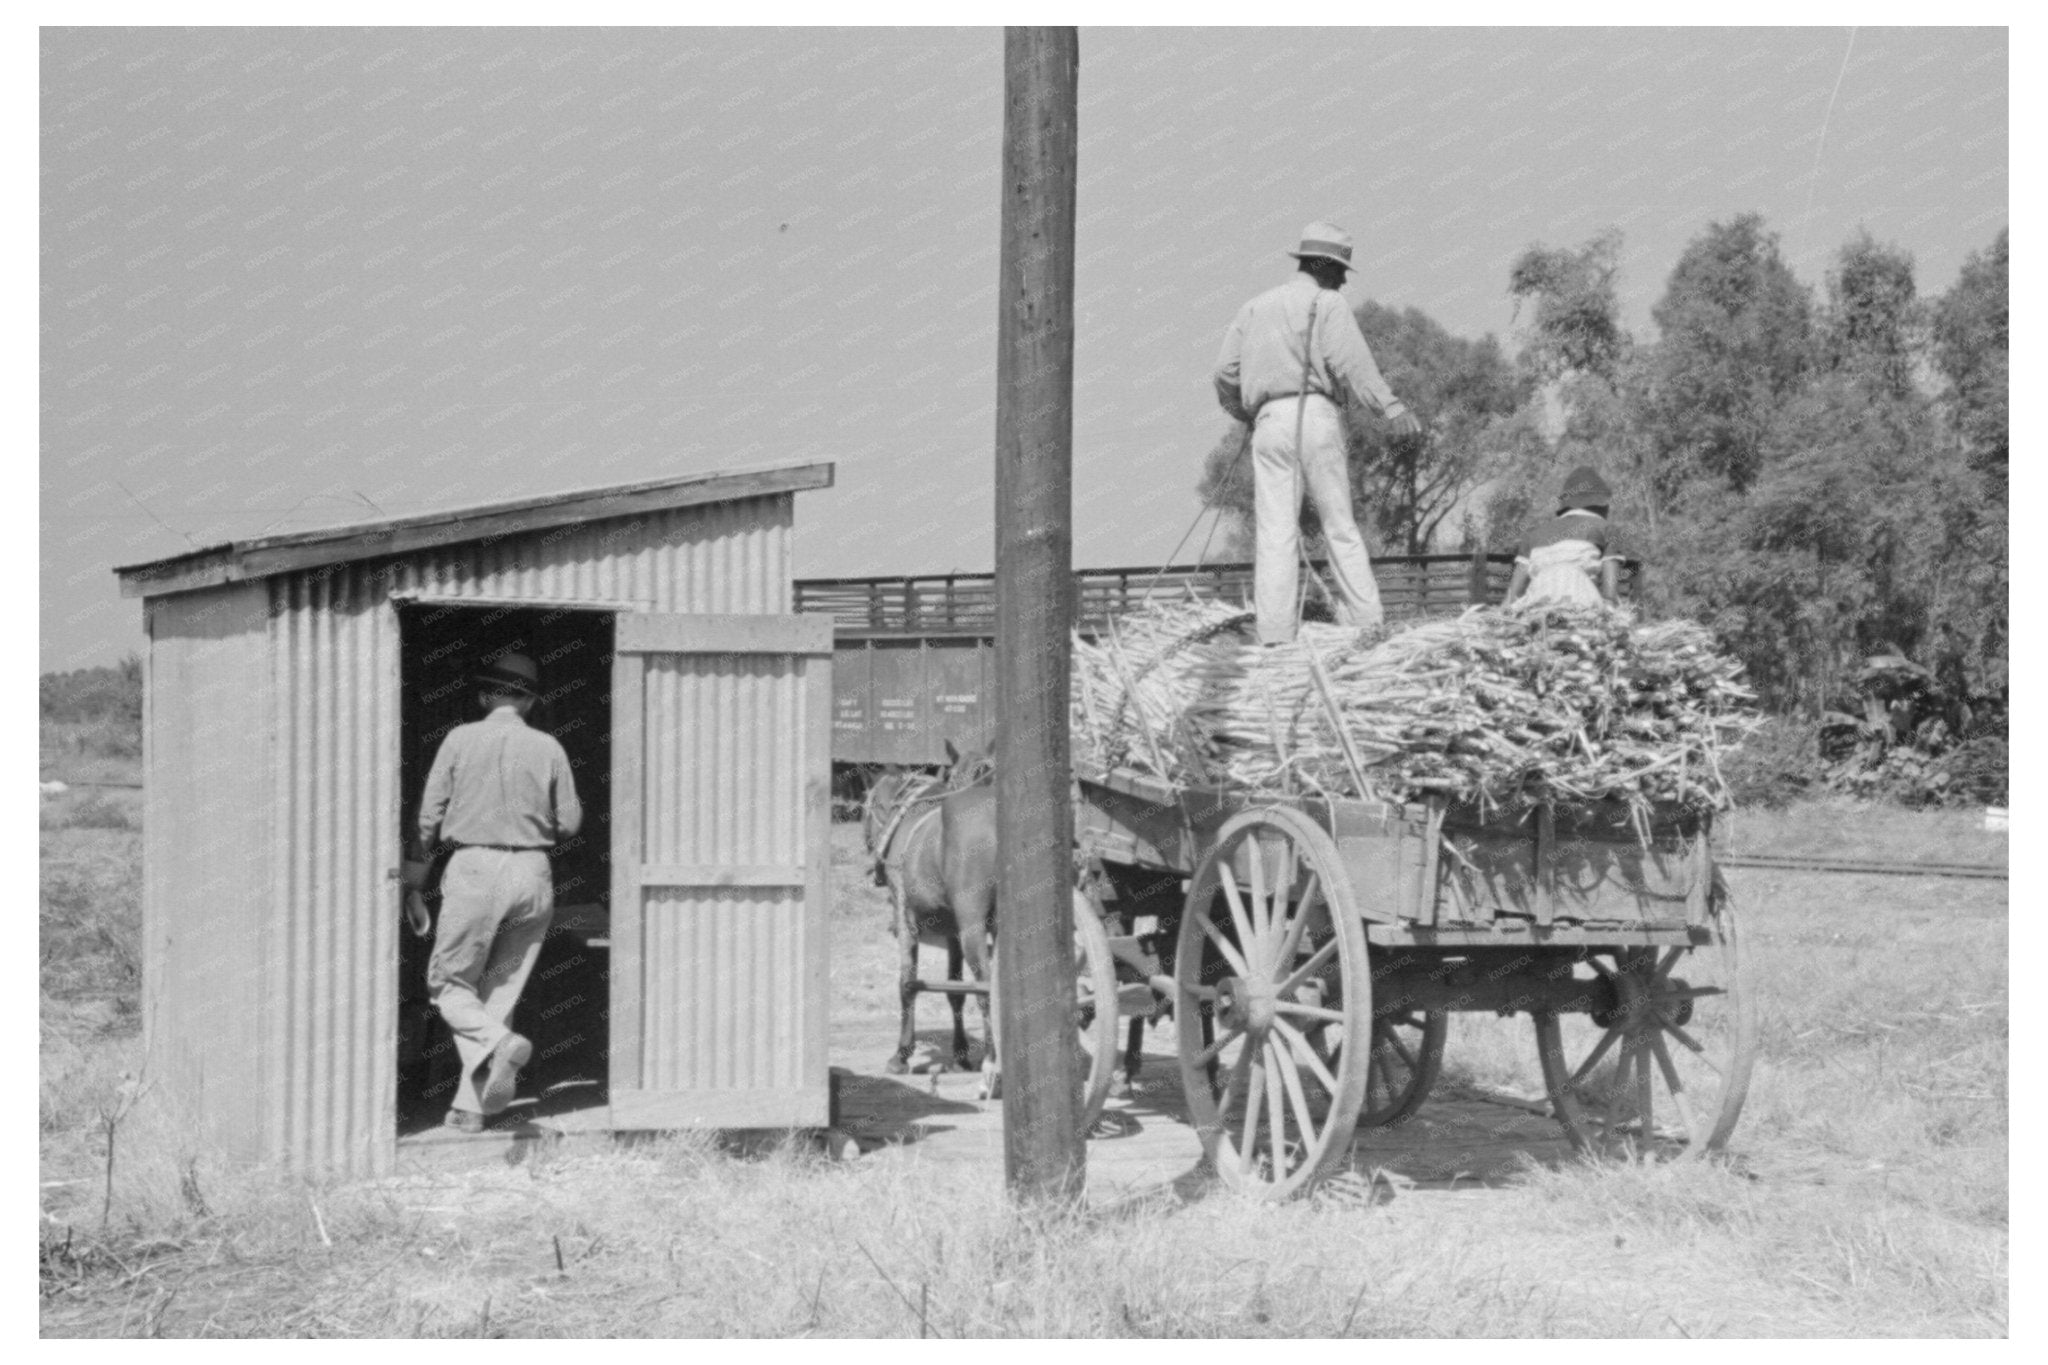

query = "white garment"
[
  {"left": 1251, "top": 393, "right": 1383, "bottom": 644},
  {"left": 1521, "top": 539, "right": 1606, "bottom": 609}
]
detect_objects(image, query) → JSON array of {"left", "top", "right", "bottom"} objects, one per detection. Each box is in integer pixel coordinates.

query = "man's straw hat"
[{"left": 1289, "top": 221, "right": 1358, "bottom": 275}]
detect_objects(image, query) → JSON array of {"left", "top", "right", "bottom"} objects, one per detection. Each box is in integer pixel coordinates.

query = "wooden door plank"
[
  {"left": 609, "top": 651, "right": 645, "bottom": 1093},
  {"left": 803, "top": 650, "right": 834, "bottom": 1088}
]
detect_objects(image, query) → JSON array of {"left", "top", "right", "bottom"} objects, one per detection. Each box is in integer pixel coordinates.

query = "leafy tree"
[
  {"left": 1640, "top": 214, "right": 1813, "bottom": 497},
  {"left": 1931, "top": 227, "right": 2009, "bottom": 496},
  {"left": 1508, "top": 228, "right": 1627, "bottom": 381},
  {"left": 1821, "top": 231, "right": 1921, "bottom": 398}
]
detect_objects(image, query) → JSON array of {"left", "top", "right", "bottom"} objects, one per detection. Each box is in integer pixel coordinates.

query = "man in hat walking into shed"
[
  {"left": 1213, "top": 221, "right": 1424, "bottom": 644},
  {"left": 407, "top": 651, "right": 582, "bottom": 1132}
]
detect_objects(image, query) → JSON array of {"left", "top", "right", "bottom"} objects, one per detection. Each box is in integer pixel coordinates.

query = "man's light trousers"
[
  {"left": 1251, "top": 393, "right": 1384, "bottom": 644},
  {"left": 428, "top": 847, "right": 554, "bottom": 1115}
]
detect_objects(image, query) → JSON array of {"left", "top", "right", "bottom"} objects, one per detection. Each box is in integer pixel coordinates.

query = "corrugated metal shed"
[{"left": 118, "top": 461, "right": 837, "bottom": 1177}]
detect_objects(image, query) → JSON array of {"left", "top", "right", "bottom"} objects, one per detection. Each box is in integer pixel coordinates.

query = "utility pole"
[{"left": 993, "top": 25, "right": 1081, "bottom": 1203}]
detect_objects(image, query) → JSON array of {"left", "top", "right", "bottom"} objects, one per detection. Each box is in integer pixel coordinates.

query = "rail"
[
  {"left": 1716, "top": 853, "right": 2006, "bottom": 881},
  {"left": 796, "top": 554, "right": 1551, "bottom": 637}
]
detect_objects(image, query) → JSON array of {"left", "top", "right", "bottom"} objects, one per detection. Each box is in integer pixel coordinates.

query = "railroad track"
[{"left": 1718, "top": 852, "right": 2007, "bottom": 881}]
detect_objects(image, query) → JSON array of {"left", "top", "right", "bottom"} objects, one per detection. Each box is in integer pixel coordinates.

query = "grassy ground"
[{"left": 39, "top": 762, "right": 2007, "bottom": 1337}]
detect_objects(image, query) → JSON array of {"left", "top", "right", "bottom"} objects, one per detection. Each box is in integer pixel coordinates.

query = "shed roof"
[{"left": 115, "top": 460, "right": 834, "bottom": 599}]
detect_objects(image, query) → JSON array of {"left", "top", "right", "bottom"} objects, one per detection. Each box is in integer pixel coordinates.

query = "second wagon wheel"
[
  {"left": 1176, "top": 807, "right": 1372, "bottom": 1200},
  {"left": 1533, "top": 868, "right": 1758, "bottom": 1159},
  {"left": 1359, "top": 1008, "right": 1448, "bottom": 1127},
  {"left": 988, "top": 888, "right": 1121, "bottom": 1137}
]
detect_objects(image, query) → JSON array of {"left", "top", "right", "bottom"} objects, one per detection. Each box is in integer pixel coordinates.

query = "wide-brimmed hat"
[
  {"left": 475, "top": 651, "right": 539, "bottom": 698},
  {"left": 1558, "top": 465, "right": 1613, "bottom": 510},
  {"left": 1289, "top": 220, "right": 1359, "bottom": 274}
]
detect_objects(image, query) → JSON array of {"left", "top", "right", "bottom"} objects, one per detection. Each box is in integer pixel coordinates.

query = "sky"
[{"left": 39, "top": 25, "right": 2008, "bottom": 670}]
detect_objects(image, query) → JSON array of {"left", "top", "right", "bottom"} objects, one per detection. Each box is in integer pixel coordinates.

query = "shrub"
[{"left": 1720, "top": 714, "right": 1823, "bottom": 809}]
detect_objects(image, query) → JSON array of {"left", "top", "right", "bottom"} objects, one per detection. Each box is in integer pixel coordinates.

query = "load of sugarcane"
[{"left": 1070, "top": 597, "right": 1760, "bottom": 818}]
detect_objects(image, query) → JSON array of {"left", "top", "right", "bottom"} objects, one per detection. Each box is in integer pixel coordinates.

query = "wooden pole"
[{"left": 994, "top": 25, "right": 1082, "bottom": 1203}]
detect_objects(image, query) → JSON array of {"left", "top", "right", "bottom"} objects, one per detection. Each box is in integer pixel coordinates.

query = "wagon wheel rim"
[
  {"left": 988, "top": 891, "right": 1121, "bottom": 1139},
  {"left": 1071, "top": 887, "right": 1121, "bottom": 1134},
  {"left": 1534, "top": 870, "right": 1757, "bottom": 1160},
  {"left": 1175, "top": 806, "right": 1372, "bottom": 1200}
]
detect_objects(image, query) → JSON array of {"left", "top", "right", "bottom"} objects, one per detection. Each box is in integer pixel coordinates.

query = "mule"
[{"left": 864, "top": 741, "right": 998, "bottom": 1084}]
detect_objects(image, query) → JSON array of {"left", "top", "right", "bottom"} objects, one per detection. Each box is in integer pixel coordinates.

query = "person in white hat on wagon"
[
  {"left": 1213, "top": 221, "right": 1423, "bottom": 644},
  {"left": 408, "top": 650, "right": 582, "bottom": 1133}
]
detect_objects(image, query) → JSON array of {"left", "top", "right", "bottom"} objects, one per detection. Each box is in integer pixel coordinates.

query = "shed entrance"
[
  {"left": 396, "top": 603, "right": 836, "bottom": 1141},
  {"left": 396, "top": 602, "right": 616, "bottom": 1135}
]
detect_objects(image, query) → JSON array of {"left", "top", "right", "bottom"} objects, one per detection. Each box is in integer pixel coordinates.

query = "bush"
[
  {"left": 1720, "top": 714, "right": 1823, "bottom": 809},
  {"left": 62, "top": 794, "right": 134, "bottom": 831}
]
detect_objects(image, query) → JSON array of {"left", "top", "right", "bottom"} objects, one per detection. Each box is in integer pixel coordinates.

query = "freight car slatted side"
[
  {"left": 794, "top": 555, "right": 1562, "bottom": 638},
  {"left": 803, "top": 554, "right": 1636, "bottom": 767}
]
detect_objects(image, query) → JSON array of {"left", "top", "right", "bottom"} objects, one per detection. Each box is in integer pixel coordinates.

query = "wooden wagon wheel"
[
  {"left": 988, "top": 888, "right": 1121, "bottom": 1137},
  {"left": 1301, "top": 1007, "right": 1445, "bottom": 1128},
  {"left": 1175, "top": 806, "right": 1372, "bottom": 1200},
  {"left": 1360, "top": 1009, "right": 1447, "bottom": 1127},
  {"left": 1533, "top": 869, "right": 1758, "bottom": 1159}
]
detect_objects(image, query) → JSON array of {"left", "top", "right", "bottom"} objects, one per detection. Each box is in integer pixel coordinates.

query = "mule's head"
[{"left": 941, "top": 737, "right": 995, "bottom": 790}]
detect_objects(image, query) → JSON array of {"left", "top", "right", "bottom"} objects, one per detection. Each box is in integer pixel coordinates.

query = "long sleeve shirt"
[
  {"left": 417, "top": 708, "right": 583, "bottom": 851},
  {"left": 1213, "top": 273, "right": 1408, "bottom": 426}
]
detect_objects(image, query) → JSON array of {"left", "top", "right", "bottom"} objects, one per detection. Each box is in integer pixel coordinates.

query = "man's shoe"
[
  {"left": 479, "top": 1033, "right": 532, "bottom": 1114},
  {"left": 443, "top": 1109, "right": 487, "bottom": 1135}
]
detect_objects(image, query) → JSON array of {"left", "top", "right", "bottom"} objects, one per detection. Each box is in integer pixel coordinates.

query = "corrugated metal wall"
[
  {"left": 387, "top": 496, "right": 791, "bottom": 612},
  {"left": 224, "top": 492, "right": 793, "bottom": 1176},
  {"left": 267, "top": 565, "right": 401, "bottom": 1175},
  {"left": 142, "top": 583, "right": 273, "bottom": 1163},
  {"left": 635, "top": 653, "right": 810, "bottom": 1093}
]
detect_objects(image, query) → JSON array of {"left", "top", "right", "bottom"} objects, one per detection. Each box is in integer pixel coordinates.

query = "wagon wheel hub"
[{"left": 1214, "top": 976, "right": 1279, "bottom": 1036}]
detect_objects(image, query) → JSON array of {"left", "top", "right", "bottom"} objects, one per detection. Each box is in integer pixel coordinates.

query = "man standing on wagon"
[
  {"left": 1213, "top": 221, "right": 1423, "bottom": 644},
  {"left": 408, "top": 651, "right": 582, "bottom": 1133}
]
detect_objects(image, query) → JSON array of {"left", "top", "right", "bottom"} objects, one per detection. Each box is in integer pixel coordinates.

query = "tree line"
[{"left": 1199, "top": 215, "right": 2008, "bottom": 727}]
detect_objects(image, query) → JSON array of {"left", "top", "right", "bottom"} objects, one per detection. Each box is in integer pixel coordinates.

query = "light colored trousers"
[
  {"left": 428, "top": 847, "right": 554, "bottom": 1115},
  {"left": 1252, "top": 393, "right": 1384, "bottom": 644}
]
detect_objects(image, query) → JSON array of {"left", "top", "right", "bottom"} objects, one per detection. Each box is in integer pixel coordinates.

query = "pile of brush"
[{"left": 1071, "top": 598, "right": 1759, "bottom": 817}]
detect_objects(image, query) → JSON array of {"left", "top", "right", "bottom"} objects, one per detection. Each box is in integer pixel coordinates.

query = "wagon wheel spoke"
[
  {"left": 1238, "top": 1048, "right": 1267, "bottom": 1173},
  {"left": 1272, "top": 1017, "right": 1338, "bottom": 1095},
  {"left": 1272, "top": 1037, "right": 1320, "bottom": 1152},
  {"left": 1216, "top": 868, "right": 1258, "bottom": 961},
  {"left": 1193, "top": 1022, "right": 1247, "bottom": 1071},
  {"left": 1274, "top": 1000, "right": 1345, "bottom": 1025},
  {"left": 1196, "top": 912, "right": 1251, "bottom": 978},
  {"left": 1633, "top": 1037, "right": 1655, "bottom": 1141},
  {"left": 1246, "top": 837, "right": 1271, "bottom": 943},
  {"left": 1660, "top": 1021, "right": 1725, "bottom": 1077},
  {"left": 1596, "top": 1037, "right": 1628, "bottom": 1150},
  {"left": 1276, "top": 936, "right": 1339, "bottom": 999},
  {"left": 1654, "top": 947, "right": 1685, "bottom": 983},
  {"left": 1380, "top": 1024, "right": 1418, "bottom": 1073},
  {"left": 1265, "top": 1042, "right": 1288, "bottom": 1173},
  {"left": 1275, "top": 872, "right": 1320, "bottom": 966},
  {"left": 1649, "top": 1032, "right": 1704, "bottom": 1146},
  {"left": 1567, "top": 1025, "right": 1623, "bottom": 1090}
]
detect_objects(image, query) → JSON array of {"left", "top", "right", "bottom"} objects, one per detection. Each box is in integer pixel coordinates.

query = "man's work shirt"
[
  {"left": 418, "top": 708, "right": 583, "bottom": 850},
  {"left": 1213, "top": 273, "right": 1409, "bottom": 426}
]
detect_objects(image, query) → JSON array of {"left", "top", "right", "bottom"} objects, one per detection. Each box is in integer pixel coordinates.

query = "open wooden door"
[{"left": 608, "top": 612, "right": 834, "bottom": 1129}]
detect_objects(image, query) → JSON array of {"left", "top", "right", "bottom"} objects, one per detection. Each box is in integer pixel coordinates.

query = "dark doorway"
[{"left": 395, "top": 602, "right": 615, "bottom": 1136}]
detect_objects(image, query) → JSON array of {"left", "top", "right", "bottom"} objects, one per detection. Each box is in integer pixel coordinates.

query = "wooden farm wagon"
[
  {"left": 1064, "top": 760, "right": 1758, "bottom": 1199},
  {"left": 115, "top": 460, "right": 839, "bottom": 1176}
]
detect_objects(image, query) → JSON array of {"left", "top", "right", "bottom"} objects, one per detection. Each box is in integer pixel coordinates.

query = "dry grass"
[{"left": 40, "top": 791, "right": 2007, "bottom": 1337}]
